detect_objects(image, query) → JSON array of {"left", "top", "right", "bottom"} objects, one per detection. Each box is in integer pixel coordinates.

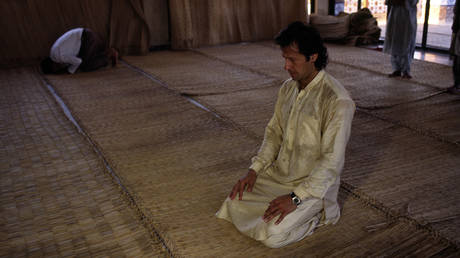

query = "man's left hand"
[{"left": 263, "top": 194, "right": 297, "bottom": 225}]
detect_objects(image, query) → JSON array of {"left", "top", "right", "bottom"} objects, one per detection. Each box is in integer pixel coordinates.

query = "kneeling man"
[{"left": 216, "top": 21, "right": 355, "bottom": 248}]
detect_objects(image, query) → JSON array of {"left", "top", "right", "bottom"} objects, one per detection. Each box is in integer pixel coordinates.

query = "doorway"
[{"left": 330, "top": 0, "right": 455, "bottom": 51}]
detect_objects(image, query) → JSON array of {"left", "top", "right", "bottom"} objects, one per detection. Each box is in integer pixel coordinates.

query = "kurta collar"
[{"left": 296, "top": 70, "right": 325, "bottom": 94}]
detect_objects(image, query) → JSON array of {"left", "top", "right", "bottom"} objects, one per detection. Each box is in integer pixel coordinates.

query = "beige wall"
[
  {"left": 143, "top": 0, "right": 170, "bottom": 46},
  {"left": 0, "top": 0, "right": 306, "bottom": 66},
  {"left": 169, "top": 0, "right": 306, "bottom": 49},
  {"left": 0, "top": 0, "right": 112, "bottom": 67}
]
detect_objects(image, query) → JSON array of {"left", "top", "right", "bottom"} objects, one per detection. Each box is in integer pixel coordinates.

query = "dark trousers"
[
  {"left": 454, "top": 55, "right": 460, "bottom": 86},
  {"left": 78, "top": 29, "right": 108, "bottom": 72}
]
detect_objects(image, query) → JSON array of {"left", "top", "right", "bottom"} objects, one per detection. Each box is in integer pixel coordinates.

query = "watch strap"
[{"left": 290, "top": 192, "right": 301, "bottom": 206}]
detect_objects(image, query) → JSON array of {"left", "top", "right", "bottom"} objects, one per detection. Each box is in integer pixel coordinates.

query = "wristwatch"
[{"left": 290, "top": 192, "right": 302, "bottom": 206}]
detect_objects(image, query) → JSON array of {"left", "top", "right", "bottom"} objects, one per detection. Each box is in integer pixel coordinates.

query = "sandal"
[{"left": 388, "top": 71, "right": 401, "bottom": 78}]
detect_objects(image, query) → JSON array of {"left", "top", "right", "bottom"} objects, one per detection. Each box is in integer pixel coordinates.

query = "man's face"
[{"left": 281, "top": 43, "right": 317, "bottom": 83}]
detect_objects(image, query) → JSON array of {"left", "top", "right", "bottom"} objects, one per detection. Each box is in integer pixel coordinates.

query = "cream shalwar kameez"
[{"left": 216, "top": 70, "right": 355, "bottom": 248}]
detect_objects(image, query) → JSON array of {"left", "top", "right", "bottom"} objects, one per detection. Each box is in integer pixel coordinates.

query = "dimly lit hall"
[{"left": 1, "top": 1, "right": 459, "bottom": 257}]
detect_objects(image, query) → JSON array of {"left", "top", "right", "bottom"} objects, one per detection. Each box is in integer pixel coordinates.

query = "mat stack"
[
  {"left": 36, "top": 41, "right": 459, "bottom": 256},
  {"left": 0, "top": 68, "right": 167, "bottom": 257}
]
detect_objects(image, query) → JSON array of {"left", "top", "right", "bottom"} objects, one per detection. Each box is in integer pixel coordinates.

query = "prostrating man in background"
[
  {"left": 216, "top": 22, "right": 355, "bottom": 248},
  {"left": 40, "top": 28, "right": 118, "bottom": 74},
  {"left": 384, "top": 0, "right": 418, "bottom": 79},
  {"left": 449, "top": 0, "right": 460, "bottom": 94}
]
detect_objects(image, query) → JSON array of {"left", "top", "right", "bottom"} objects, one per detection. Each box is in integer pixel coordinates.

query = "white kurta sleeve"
[
  {"left": 294, "top": 99, "right": 355, "bottom": 200},
  {"left": 249, "top": 85, "right": 285, "bottom": 174},
  {"left": 49, "top": 28, "right": 84, "bottom": 74}
]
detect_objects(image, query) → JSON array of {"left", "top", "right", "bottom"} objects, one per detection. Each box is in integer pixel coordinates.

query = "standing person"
[
  {"left": 383, "top": 0, "right": 419, "bottom": 79},
  {"left": 216, "top": 22, "right": 355, "bottom": 248},
  {"left": 40, "top": 28, "right": 118, "bottom": 74},
  {"left": 449, "top": 0, "right": 460, "bottom": 94}
]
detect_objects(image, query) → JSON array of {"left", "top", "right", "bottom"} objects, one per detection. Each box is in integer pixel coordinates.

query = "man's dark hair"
[{"left": 275, "top": 21, "right": 328, "bottom": 70}]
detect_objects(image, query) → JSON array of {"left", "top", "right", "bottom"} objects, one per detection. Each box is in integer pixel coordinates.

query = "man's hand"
[
  {"left": 263, "top": 194, "right": 297, "bottom": 225},
  {"left": 229, "top": 169, "right": 257, "bottom": 200}
]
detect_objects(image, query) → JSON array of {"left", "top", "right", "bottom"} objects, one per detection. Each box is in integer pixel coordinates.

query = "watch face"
[{"left": 290, "top": 192, "right": 301, "bottom": 205}]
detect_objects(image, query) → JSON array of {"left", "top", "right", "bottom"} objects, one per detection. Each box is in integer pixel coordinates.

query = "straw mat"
[
  {"left": 0, "top": 67, "right": 167, "bottom": 257},
  {"left": 196, "top": 43, "right": 287, "bottom": 80},
  {"left": 122, "top": 42, "right": 445, "bottom": 109},
  {"left": 194, "top": 81, "right": 460, "bottom": 245},
  {"left": 42, "top": 65, "right": 458, "bottom": 256},
  {"left": 326, "top": 43, "right": 453, "bottom": 89},
  {"left": 196, "top": 43, "right": 442, "bottom": 109},
  {"left": 258, "top": 40, "right": 453, "bottom": 89},
  {"left": 195, "top": 85, "right": 279, "bottom": 138},
  {"left": 173, "top": 43, "right": 460, "bottom": 245},
  {"left": 122, "top": 50, "right": 278, "bottom": 96},
  {"left": 368, "top": 93, "right": 460, "bottom": 144},
  {"left": 326, "top": 62, "right": 441, "bottom": 109},
  {"left": 344, "top": 112, "right": 460, "bottom": 244}
]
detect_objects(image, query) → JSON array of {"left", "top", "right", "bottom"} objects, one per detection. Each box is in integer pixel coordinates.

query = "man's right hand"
[{"left": 229, "top": 169, "right": 257, "bottom": 200}]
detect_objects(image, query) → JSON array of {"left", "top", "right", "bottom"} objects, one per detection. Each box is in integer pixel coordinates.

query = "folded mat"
[
  {"left": 44, "top": 65, "right": 458, "bottom": 256},
  {"left": 0, "top": 67, "right": 167, "bottom": 257}
]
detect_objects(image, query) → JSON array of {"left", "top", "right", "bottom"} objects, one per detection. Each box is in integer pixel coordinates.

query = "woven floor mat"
[
  {"left": 0, "top": 67, "right": 167, "bottom": 257},
  {"left": 326, "top": 43, "right": 453, "bottom": 89},
  {"left": 43, "top": 65, "right": 458, "bottom": 256},
  {"left": 122, "top": 50, "right": 278, "bottom": 96},
  {"left": 195, "top": 86, "right": 279, "bottom": 138},
  {"left": 326, "top": 62, "right": 441, "bottom": 109},
  {"left": 344, "top": 112, "right": 460, "bottom": 244},
  {"left": 258, "top": 40, "right": 453, "bottom": 89},
  {"left": 367, "top": 93, "right": 460, "bottom": 144},
  {"left": 196, "top": 42, "right": 442, "bottom": 109},
  {"left": 195, "top": 85, "right": 460, "bottom": 245},
  {"left": 196, "top": 43, "right": 287, "bottom": 80}
]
